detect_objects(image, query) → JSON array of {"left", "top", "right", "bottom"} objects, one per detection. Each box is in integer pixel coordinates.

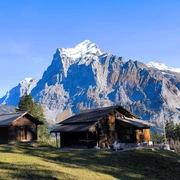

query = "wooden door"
[{"left": 19, "top": 126, "right": 26, "bottom": 140}]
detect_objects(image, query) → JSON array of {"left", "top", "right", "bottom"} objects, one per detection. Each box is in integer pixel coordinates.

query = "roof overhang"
[
  {"left": 116, "top": 117, "right": 155, "bottom": 128},
  {"left": 51, "top": 123, "right": 96, "bottom": 133}
]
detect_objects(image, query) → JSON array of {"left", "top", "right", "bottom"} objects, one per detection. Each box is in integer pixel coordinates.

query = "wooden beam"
[
  {"left": 55, "top": 133, "right": 58, "bottom": 148},
  {"left": 86, "top": 132, "right": 88, "bottom": 148}
]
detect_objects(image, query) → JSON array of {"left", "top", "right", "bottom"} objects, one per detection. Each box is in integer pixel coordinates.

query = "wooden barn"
[
  {"left": 0, "top": 111, "right": 43, "bottom": 143},
  {"left": 51, "top": 106, "right": 154, "bottom": 148}
]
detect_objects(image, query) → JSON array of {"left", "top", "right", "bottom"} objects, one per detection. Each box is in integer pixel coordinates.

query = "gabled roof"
[
  {"left": 51, "top": 123, "right": 95, "bottom": 133},
  {"left": 0, "top": 111, "right": 43, "bottom": 127},
  {"left": 59, "top": 105, "right": 139, "bottom": 125},
  {"left": 51, "top": 106, "right": 153, "bottom": 133}
]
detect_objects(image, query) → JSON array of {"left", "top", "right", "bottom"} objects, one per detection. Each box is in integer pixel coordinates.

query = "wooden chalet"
[
  {"left": 0, "top": 111, "right": 43, "bottom": 143},
  {"left": 51, "top": 105, "right": 154, "bottom": 148}
]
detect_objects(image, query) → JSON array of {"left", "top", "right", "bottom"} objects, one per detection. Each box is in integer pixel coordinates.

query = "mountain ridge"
[
  {"left": 1, "top": 40, "right": 180, "bottom": 132},
  {"left": 147, "top": 61, "right": 180, "bottom": 73},
  {"left": 0, "top": 78, "right": 39, "bottom": 106}
]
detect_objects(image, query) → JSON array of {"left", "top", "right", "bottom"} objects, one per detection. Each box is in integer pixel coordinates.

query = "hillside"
[{"left": 0, "top": 143, "right": 180, "bottom": 180}]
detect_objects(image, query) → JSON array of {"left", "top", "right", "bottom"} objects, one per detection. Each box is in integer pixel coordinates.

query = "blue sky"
[{"left": 0, "top": 0, "right": 180, "bottom": 97}]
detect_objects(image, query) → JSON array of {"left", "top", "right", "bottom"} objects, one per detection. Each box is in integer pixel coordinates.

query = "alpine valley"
[{"left": 1, "top": 40, "right": 180, "bottom": 132}]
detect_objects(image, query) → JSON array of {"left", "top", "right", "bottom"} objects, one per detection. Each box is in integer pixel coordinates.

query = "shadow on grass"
[
  {"left": 24, "top": 147, "right": 180, "bottom": 179},
  {"left": 0, "top": 161, "right": 76, "bottom": 180},
  {"left": 1, "top": 143, "right": 180, "bottom": 180}
]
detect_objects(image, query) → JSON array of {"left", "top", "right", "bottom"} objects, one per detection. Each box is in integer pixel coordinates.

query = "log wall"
[
  {"left": 8, "top": 116, "right": 37, "bottom": 141},
  {"left": 136, "top": 128, "right": 151, "bottom": 143}
]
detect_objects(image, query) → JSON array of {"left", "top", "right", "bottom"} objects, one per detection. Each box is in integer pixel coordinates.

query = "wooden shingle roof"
[
  {"left": 59, "top": 105, "right": 139, "bottom": 125},
  {"left": 51, "top": 123, "right": 95, "bottom": 133},
  {"left": 51, "top": 106, "right": 153, "bottom": 133},
  {"left": 0, "top": 111, "right": 43, "bottom": 127}
]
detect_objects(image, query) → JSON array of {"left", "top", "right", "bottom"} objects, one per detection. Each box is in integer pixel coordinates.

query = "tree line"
[
  {"left": 165, "top": 120, "right": 180, "bottom": 153},
  {"left": 151, "top": 120, "right": 180, "bottom": 153},
  {"left": 17, "top": 94, "right": 180, "bottom": 152}
]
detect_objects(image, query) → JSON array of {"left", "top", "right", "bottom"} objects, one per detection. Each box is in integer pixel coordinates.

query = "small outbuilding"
[
  {"left": 51, "top": 105, "right": 154, "bottom": 148},
  {"left": 0, "top": 111, "right": 43, "bottom": 143}
]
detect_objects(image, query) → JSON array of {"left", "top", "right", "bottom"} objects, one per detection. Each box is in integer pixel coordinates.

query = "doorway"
[{"left": 19, "top": 126, "right": 27, "bottom": 141}]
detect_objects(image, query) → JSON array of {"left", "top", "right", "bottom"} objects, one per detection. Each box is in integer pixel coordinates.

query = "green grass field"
[{"left": 0, "top": 143, "right": 180, "bottom": 180}]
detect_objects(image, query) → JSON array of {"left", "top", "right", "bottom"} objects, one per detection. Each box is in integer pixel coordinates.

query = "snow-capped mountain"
[
  {"left": 0, "top": 78, "right": 39, "bottom": 106},
  {"left": 147, "top": 61, "right": 180, "bottom": 73},
  {"left": 1, "top": 40, "right": 180, "bottom": 131}
]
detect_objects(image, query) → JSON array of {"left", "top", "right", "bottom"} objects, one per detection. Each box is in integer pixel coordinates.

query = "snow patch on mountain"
[
  {"left": 19, "top": 78, "right": 39, "bottom": 95},
  {"left": 147, "top": 61, "right": 180, "bottom": 73},
  {"left": 59, "top": 40, "right": 105, "bottom": 60},
  {"left": 24, "top": 78, "right": 33, "bottom": 82},
  {"left": 1, "top": 40, "right": 180, "bottom": 130},
  {"left": 55, "top": 40, "right": 106, "bottom": 77}
]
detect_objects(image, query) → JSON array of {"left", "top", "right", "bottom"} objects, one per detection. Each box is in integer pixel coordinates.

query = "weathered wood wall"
[
  {"left": 143, "top": 128, "right": 151, "bottom": 142},
  {"left": 116, "top": 120, "right": 136, "bottom": 143},
  {"left": 8, "top": 116, "right": 37, "bottom": 141},
  {"left": 0, "top": 127, "right": 8, "bottom": 143},
  {"left": 59, "top": 110, "right": 152, "bottom": 148},
  {"left": 97, "top": 113, "right": 118, "bottom": 147},
  {"left": 135, "top": 128, "right": 151, "bottom": 143}
]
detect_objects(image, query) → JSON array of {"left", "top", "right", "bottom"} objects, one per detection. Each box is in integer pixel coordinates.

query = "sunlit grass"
[{"left": 0, "top": 143, "right": 180, "bottom": 180}]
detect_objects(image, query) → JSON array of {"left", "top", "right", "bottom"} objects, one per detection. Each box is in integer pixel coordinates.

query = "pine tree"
[
  {"left": 17, "top": 94, "right": 49, "bottom": 142},
  {"left": 165, "top": 120, "right": 180, "bottom": 153},
  {"left": 151, "top": 131, "right": 162, "bottom": 143},
  {"left": 17, "top": 94, "right": 37, "bottom": 114},
  {"left": 36, "top": 104, "right": 49, "bottom": 142},
  {"left": 176, "top": 124, "right": 180, "bottom": 139},
  {"left": 165, "top": 120, "right": 176, "bottom": 140}
]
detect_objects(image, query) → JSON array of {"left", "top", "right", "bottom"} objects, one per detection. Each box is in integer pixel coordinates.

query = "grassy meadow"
[{"left": 0, "top": 143, "right": 180, "bottom": 180}]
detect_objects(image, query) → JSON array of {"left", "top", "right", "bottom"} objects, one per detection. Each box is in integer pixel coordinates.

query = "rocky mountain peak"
[
  {"left": 57, "top": 40, "right": 105, "bottom": 61},
  {"left": 1, "top": 41, "right": 180, "bottom": 131}
]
